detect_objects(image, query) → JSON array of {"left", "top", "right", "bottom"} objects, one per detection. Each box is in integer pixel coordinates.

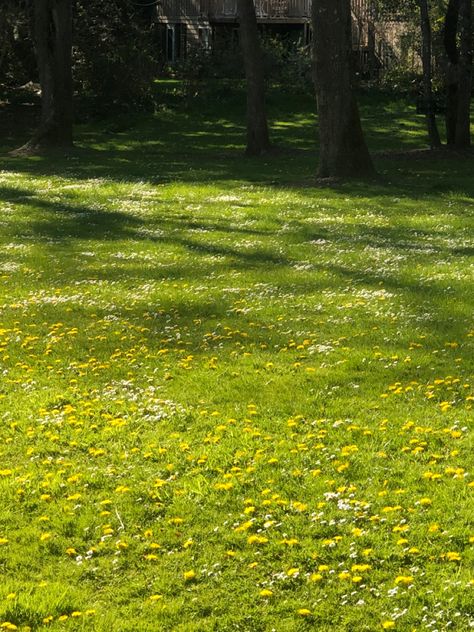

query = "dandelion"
[
  {"left": 184, "top": 570, "right": 196, "bottom": 581},
  {"left": 310, "top": 573, "right": 323, "bottom": 582},
  {"left": 149, "top": 594, "right": 162, "bottom": 602}
]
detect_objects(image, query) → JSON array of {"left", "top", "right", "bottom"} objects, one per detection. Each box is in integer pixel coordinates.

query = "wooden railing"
[
  {"left": 351, "top": 0, "right": 396, "bottom": 73},
  {"left": 157, "top": 0, "right": 311, "bottom": 19}
]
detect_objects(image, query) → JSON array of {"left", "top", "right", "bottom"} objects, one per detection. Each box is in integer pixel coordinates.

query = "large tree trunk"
[
  {"left": 418, "top": 0, "right": 441, "bottom": 148},
  {"left": 236, "top": 0, "right": 271, "bottom": 156},
  {"left": 14, "top": 0, "right": 72, "bottom": 154},
  {"left": 443, "top": 0, "right": 472, "bottom": 148},
  {"left": 312, "top": 0, "right": 375, "bottom": 178}
]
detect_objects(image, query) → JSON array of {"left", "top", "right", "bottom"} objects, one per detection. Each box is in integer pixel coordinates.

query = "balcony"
[{"left": 157, "top": 0, "right": 312, "bottom": 21}]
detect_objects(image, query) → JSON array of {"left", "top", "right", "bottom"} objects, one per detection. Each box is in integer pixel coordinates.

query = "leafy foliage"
[
  {"left": 0, "top": 0, "right": 36, "bottom": 91},
  {"left": 72, "top": 0, "right": 159, "bottom": 116}
]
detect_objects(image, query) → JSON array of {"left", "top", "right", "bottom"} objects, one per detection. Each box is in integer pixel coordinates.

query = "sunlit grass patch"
[{"left": 0, "top": 93, "right": 473, "bottom": 631}]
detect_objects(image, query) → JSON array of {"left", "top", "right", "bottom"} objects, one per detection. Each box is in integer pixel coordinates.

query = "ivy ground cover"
[{"left": 0, "top": 95, "right": 473, "bottom": 630}]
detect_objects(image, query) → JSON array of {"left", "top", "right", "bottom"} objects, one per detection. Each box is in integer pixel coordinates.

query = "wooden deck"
[{"left": 157, "top": 0, "right": 311, "bottom": 21}]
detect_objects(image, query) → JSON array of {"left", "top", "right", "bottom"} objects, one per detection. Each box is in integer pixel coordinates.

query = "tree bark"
[
  {"left": 444, "top": 0, "right": 460, "bottom": 145},
  {"left": 312, "top": 0, "right": 375, "bottom": 178},
  {"left": 443, "top": 0, "right": 472, "bottom": 148},
  {"left": 418, "top": 0, "right": 441, "bottom": 148},
  {"left": 14, "top": 0, "right": 73, "bottom": 154},
  {"left": 236, "top": 0, "right": 271, "bottom": 156},
  {"left": 456, "top": 0, "right": 472, "bottom": 147}
]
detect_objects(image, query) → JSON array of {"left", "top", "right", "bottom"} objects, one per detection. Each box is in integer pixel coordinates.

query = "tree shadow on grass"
[{"left": 0, "top": 183, "right": 290, "bottom": 269}]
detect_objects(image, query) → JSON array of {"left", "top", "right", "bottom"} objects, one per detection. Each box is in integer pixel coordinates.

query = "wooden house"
[{"left": 155, "top": 0, "right": 400, "bottom": 76}]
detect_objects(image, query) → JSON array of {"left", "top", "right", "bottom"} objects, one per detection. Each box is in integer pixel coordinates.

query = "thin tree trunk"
[
  {"left": 312, "top": 0, "right": 375, "bottom": 179},
  {"left": 236, "top": 0, "right": 271, "bottom": 156},
  {"left": 444, "top": 0, "right": 460, "bottom": 146},
  {"left": 418, "top": 0, "right": 441, "bottom": 148},
  {"left": 14, "top": 0, "right": 72, "bottom": 154},
  {"left": 455, "top": 0, "right": 472, "bottom": 147}
]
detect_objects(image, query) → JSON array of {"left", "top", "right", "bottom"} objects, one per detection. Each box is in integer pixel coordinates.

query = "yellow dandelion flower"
[
  {"left": 184, "top": 570, "right": 196, "bottom": 581},
  {"left": 116, "top": 540, "right": 128, "bottom": 550},
  {"left": 352, "top": 564, "right": 371, "bottom": 573},
  {"left": 310, "top": 573, "right": 323, "bottom": 582},
  {"left": 259, "top": 589, "right": 273, "bottom": 597},
  {"left": 297, "top": 609, "right": 312, "bottom": 617}
]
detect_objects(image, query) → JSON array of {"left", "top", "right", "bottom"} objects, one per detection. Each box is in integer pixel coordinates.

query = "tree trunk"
[
  {"left": 418, "top": 0, "right": 441, "bottom": 148},
  {"left": 443, "top": 0, "right": 472, "bottom": 148},
  {"left": 236, "top": 0, "right": 271, "bottom": 156},
  {"left": 456, "top": 0, "right": 472, "bottom": 147},
  {"left": 312, "top": 0, "right": 375, "bottom": 179},
  {"left": 444, "top": 0, "right": 460, "bottom": 145},
  {"left": 14, "top": 0, "right": 72, "bottom": 154}
]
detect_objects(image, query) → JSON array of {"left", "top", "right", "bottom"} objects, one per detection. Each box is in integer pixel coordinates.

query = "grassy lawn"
[{"left": 0, "top": 88, "right": 473, "bottom": 631}]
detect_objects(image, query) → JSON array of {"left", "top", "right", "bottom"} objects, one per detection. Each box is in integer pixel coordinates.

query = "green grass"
[{"left": 0, "top": 88, "right": 473, "bottom": 631}]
